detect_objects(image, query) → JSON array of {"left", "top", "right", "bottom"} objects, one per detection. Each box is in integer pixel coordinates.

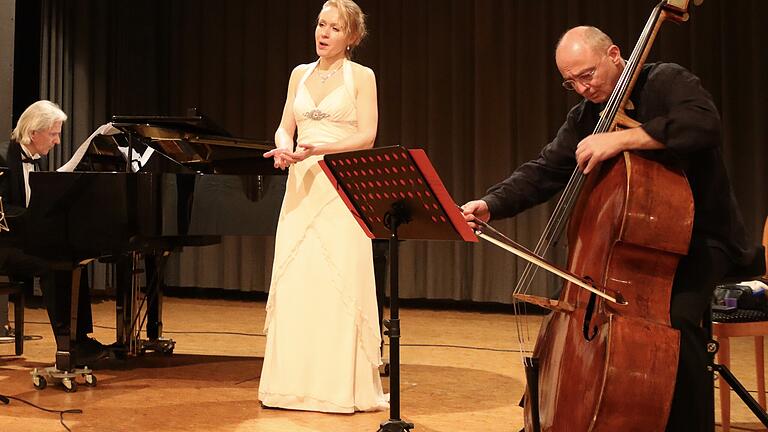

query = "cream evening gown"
[{"left": 258, "top": 59, "right": 388, "bottom": 413}]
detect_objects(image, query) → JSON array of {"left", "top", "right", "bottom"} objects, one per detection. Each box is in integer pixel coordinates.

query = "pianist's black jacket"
[
  {"left": 481, "top": 62, "right": 753, "bottom": 266},
  {"left": 0, "top": 139, "right": 30, "bottom": 270},
  {"left": 0, "top": 139, "right": 29, "bottom": 217}
]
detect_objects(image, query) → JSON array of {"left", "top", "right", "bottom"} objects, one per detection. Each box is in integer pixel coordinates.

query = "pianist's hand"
[
  {"left": 461, "top": 200, "right": 491, "bottom": 230},
  {"left": 264, "top": 147, "right": 298, "bottom": 170}
]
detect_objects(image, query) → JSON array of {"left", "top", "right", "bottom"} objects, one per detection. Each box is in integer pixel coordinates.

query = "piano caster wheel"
[
  {"left": 31, "top": 366, "right": 95, "bottom": 392},
  {"left": 84, "top": 374, "right": 97, "bottom": 387},
  {"left": 62, "top": 378, "right": 78, "bottom": 393},
  {"left": 33, "top": 375, "right": 47, "bottom": 390}
]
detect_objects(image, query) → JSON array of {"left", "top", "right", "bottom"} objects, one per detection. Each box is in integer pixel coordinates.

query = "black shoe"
[{"left": 73, "top": 336, "right": 111, "bottom": 366}]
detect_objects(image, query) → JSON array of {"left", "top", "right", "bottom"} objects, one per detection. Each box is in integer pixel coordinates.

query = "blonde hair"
[
  {"left": 321, "top": 0, "right": 367, "bottom": 57},
  {"left": 11, "top": 100, "right": 67, "bottom": 146}
]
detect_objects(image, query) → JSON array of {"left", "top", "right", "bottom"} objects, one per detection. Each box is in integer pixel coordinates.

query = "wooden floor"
[{"left": 0, "top": 297, "right": 766, "bottom": 431}]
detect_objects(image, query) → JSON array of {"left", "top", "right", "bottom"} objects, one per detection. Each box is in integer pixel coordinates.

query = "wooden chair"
[
  {"left": 712, "top": 217, "right": 768, "bottom": 431},
  {"left": 0, "top": 280, "right": 25, "bottom": 356}
]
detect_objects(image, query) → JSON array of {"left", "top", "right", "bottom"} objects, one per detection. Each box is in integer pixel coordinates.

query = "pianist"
[{"left": 0, "top": 100, "right": 108, "bottom": 364}]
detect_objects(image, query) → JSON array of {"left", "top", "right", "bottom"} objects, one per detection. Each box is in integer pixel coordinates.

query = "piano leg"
[
  {"left": 114, "top": 254, "right": 134, "bottom": 354},
  {"left": 145, "top": 254, "right": 163, "bottom": 340},
  {"left": 112, "top": 251, "right": 175, "bottom": 356},
  {"left": 54, "top": 265, "right": 81, "bottom": 372},
  {"left": 141, "top": 251, "right": 175, "bottom": 355}
]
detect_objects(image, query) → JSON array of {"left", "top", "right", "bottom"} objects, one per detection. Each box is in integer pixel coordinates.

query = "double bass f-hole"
[{"left": 582, "top": 277, "right": 598, "bottom": 341}]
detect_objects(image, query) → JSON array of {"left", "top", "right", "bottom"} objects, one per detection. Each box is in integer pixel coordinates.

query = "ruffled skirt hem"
[{"left": 258, "top": 392, "right": 389, "bottom": 414}]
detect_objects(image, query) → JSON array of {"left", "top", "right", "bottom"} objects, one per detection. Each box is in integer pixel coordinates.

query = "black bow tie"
[{"left": 20, "top": 156, "right": 42, "bottom": 169}]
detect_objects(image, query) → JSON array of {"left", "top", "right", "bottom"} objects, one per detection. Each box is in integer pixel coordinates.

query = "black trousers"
[
  {"left": 0, "top": 247, "right": 93, "bottom": 340},
  {"left": 665, "top": 240, "right": 733, "bottom": 432}
]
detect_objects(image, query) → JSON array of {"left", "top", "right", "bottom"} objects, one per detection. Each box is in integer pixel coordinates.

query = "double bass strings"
[{"left": 476, "top": 221, "right": 540, "bottom": 363}]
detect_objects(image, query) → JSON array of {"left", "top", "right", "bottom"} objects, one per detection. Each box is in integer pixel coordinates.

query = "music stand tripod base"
[{"left": 379, "top": 419, "right": 415, "bottom": 432}]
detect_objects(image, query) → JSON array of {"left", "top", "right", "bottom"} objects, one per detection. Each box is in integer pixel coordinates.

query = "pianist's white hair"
[{"left": 11, "top": 100, "right": 68, "bottom": 146}]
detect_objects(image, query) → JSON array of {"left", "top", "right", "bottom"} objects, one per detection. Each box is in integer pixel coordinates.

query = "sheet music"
[
  {"left": 57, "top": 123, "right": 155, "bottom": 173},
  {"left": 122, "top": 143, "right": 155, "bottom": 172},
  {"left": 58, "top": 123, "right": 122, "bottom": 172}
]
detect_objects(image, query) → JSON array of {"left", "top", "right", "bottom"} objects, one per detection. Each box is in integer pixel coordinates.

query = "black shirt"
[{"left": 482, "top": 62, "right": 752, "bottom": 265}]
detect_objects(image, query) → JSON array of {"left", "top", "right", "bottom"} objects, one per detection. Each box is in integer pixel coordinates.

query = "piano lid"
[
  {"left": 113, "top": 108, "right": 232, "bottom": 136},
  {"left": 106, "top": 109, "right": 280, "bottom": 175}
]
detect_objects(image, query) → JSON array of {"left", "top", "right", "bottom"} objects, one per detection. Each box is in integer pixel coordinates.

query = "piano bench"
[{"left": 0, "top": 281, "right": 25, "bottom": 356}]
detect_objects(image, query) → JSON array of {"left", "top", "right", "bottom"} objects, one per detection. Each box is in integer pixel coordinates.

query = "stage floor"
[{"left": 0, "top": 297, "right": 764, "bottom": 431}]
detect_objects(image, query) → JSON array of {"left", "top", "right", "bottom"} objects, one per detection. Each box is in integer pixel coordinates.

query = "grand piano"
[{"left": 6, "top": 111, "right": 286, "bottom": 374}]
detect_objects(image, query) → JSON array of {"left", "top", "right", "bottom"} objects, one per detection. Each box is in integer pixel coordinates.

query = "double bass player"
[{"left": 462, "top": 26, "right": 753, "bottom": 431}]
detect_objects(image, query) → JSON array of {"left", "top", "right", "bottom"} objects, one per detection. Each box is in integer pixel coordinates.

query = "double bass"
[{"left": 476, "top": 0, "right": 700, "bottom": 430}]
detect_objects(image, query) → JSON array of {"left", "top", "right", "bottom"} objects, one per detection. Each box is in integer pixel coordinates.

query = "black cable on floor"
[
  {"left": 0, "top": 334, "right": 44, "bottom": 343},
  {"left": 163, "top": 329, "right": 266, "bottom": 337},
  {"left": 90, "top": 323, "right": 266, "bottom": 337},
  {"left": 0, "top": 394, "right": 82, "bottom": 432},
  {"left": 398, "top": 342, "right": 530, "bottom": 353},
  {"left": 27, "top": 320, "right": 268, "bottom": 338},
  {"left": 28, "top": 320, "right": 534, "bottom": 352}
]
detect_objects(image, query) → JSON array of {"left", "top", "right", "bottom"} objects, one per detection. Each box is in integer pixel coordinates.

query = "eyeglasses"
[{"left": 562, "top": 55, "right": 606, "bottom": 91}]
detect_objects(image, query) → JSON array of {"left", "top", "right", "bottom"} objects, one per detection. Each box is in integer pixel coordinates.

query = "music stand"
[{"left": 319, "top": 145, "right": 477, "bottom": 432}]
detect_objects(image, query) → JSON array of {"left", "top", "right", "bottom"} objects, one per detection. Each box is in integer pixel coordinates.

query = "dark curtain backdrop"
[{"left": 36, "top": 0, "right": 768, "bottom": 303}]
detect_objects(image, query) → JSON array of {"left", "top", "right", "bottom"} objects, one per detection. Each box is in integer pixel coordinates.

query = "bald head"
[
  {"left": 554, "top": 26, "right": 624, "bottom": 103},
  {"left": 556, "top": 26, "right": 613, "bottom": 64}
]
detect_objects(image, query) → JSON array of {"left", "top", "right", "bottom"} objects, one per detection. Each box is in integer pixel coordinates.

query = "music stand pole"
[{"left": 380, "top": 203, "right": 414, "bottom": 432}]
